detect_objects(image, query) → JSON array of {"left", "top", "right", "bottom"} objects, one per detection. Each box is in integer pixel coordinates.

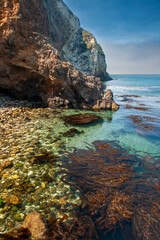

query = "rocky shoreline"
[
  {"left": 0, "top": 93, "right": 115, "bottom": 235},
  {"left": 0, "top": 94, "right": 81, "bottom": 233}
]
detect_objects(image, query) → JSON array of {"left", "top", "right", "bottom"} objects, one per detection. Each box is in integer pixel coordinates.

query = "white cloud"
[{"left": 99, "top": 41, "right": 160, "bottom": 74}]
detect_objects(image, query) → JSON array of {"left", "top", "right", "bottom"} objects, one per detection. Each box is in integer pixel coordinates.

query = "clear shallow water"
[
  {"left": 61, "top": 75, "right": 160, "bottom": 159},
  {"left": 0, "top": 75, "right": 160, "bottom": 238},
  {"left": 103, "top": 74, "right": 160, "bottom": 158}
]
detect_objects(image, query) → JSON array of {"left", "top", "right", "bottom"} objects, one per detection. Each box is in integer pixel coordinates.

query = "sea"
[
  {"left": 104, "top": 74, "right": 160, "bottom": 158},
  {"left": 0, "top": 74, "right": 160, "bottom": 239},
  {"left": 64, "top": 74, "right": 160, "bottom": 158}
]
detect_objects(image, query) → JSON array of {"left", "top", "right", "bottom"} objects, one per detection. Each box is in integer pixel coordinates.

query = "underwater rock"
[
  {"left": 9, "top": 195, "right": 20, "bottom": 206},
  {"left": 63, "top": 128, "right": 83, "bottom": 137},
  {"left": 0, "top": 160, "right": 13, "bottom": 170},
  {"left": 30, "top": 151, "right": 57, "bottom": 164},
  {"left": 42, "top": 173, "right": 55, "bottom": 183},
  {"left": 22, "top": 212, "right": 47, "bottom": 240},
  {"left": 63, "top": 113, "right": 103, "bottom": 125}
]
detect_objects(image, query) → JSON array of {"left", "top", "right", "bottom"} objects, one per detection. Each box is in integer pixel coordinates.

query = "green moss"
[
  {"left": 0, "top": 199, "right": 4, "bottom": 208},
  {"left": 87, "top": 44, "right": 93, "bottom": 49},
  {"left": 17, "top": 163, "right": 24, "bottom": 168},
  {"left": 14, "top": 212, "right": 22, "bottom": 222},
  {"left": 83, "top": 36, "right": 88, "bottom": 42},
  {"left": 11, "top": 206, "right": 19, "bottom": 212}
]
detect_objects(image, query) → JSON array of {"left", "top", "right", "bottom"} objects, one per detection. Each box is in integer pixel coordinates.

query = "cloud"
[{"left": 100, "top": 41, "right": 160, "bottom": 74}]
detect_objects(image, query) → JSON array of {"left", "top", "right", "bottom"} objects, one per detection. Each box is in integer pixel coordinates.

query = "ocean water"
[
  {"left": 0, "top": 74, "right": 160, "bottom": 239},
  {"left": 106, "top": 74, "right": 160, "bottom": 156},
  {"left": 64, "top": 74, "right": 160, "bottom": 159}
]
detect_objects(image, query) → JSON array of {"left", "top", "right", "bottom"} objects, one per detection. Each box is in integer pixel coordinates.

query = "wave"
[{"left": 107, "top": 85, "right": 160, "bottom": 92}]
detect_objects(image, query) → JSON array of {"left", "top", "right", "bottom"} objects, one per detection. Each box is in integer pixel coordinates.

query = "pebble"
[
  {"left": 41, "top": 182, "right": 46, "bottom": 189},
  {"left": 0, "top": 214, "right": 5, "bottom": 220},
  {"left": 11, "top": 175, "right": 19, "bottom": 179},
  {"left": 9, "top": 195, "right": 20, "bottom": 205},
  {"left": 28, "top": 171, "right": 34, "bottom": 176}
]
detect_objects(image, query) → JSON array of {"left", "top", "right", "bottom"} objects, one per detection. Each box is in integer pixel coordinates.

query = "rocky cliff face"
[
  {"left": 42, "top": 0, "right": 111, "bottom": 80},
  {"left": 0, "top": 0, "right": 117, "bottom": 110},
  {"left": 62, "top": 28, "right": 111, "bottom": 81}
]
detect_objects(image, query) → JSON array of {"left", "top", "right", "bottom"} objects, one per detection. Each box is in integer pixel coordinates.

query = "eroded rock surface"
[{"left": 0, "top": 0, "right": 117, "bottom": 110}]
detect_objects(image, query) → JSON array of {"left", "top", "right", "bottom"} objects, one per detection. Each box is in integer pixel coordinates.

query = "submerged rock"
[
  {"left": 63, "top": 128, "right": 83, "bottom": 137},
  {"left": 0, "top": 0, "right": 117, "bottom": 110},
  {"left": 30, "top": 152, "right": 57, "bottom": 164},
  {"left": 9, "top": 195, "right": 21, "bottom": 206},
  {"left": 22, "top": 212, "right": 47, "bottom": 240},
  {"left": 63, "top": 114, "right": 103, "bottom": 125}
]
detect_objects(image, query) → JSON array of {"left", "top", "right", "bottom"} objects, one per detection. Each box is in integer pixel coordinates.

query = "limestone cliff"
[{"left": 0, "top": 0, "right": 117, "bottom": 110}]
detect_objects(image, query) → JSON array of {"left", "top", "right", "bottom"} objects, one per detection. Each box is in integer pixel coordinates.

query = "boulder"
[
  {"left": 22, "top": 212, "right": 47, "bottom": 240},
  {"left": 93, "top": 89, "right": 119, "bottom": 111}
]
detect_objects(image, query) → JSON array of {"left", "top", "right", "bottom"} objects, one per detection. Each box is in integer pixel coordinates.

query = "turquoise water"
[{"left": 64, "top": 75, "right": 160, "bottom": 159}]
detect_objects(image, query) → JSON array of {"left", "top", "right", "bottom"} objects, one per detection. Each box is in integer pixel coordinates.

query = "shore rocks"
[
  {"left": 93, "top": 89, "right": 119, "bottom": 111},
  {"left": 0, "top": 0, "right": 118, "bottom": 111}
]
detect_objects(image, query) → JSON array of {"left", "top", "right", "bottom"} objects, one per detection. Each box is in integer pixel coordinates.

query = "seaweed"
[
  {"left": 61, "top": 141, "right": 160, "bottom": 239},
  {"left": 1, "top": 141, "right": 160, "bottom": 240}
]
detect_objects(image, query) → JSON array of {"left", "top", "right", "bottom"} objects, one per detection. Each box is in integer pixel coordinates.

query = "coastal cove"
[{"left": 0, "top": 74, "right": 160, "bottom": 239}]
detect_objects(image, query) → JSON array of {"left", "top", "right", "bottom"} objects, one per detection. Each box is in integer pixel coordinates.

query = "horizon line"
[{"left": 110, "top": 73, "right": 160, "bottom": 75}]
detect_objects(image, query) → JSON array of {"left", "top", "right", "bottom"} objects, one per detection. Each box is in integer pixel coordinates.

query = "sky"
[{"left": 64, "top": 0, "right": 160, "bottom": 74}]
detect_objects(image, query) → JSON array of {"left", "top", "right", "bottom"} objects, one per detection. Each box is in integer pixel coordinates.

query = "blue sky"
[{"left": 64, "top": 0, "right": 160, "bottom": 74}]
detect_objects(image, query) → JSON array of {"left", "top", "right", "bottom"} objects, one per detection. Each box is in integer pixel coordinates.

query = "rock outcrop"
[
  {"left": 0, "top": 0, "right": 117, "bottom": 110},
  {"left": 62, "top": 28, "right": 112, "bottom": 81},
  {"left": 42, "top": 0, "right": 111, "bottom": 80}
]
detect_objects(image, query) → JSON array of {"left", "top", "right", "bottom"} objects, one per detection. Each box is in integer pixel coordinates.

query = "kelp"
[
  {"left": 60, "top": 141, "right": 160, "bottom": 240},
  {"left": 1, "top": 141, "right": 160, "bottom": 240},
  {"left": 125, "top": 104, "right": 151, "bottom": 112},
  {"left": 127, "top": 115, "right": 159, "bottom": 134}
]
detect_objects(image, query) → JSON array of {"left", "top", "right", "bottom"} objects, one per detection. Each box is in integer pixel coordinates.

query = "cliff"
[
  {"left": 0, "top": 0, "right": 117, "bottom": 110},
  {"left": 42, "top": 0, "right": 111, "bottom": 80}
]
